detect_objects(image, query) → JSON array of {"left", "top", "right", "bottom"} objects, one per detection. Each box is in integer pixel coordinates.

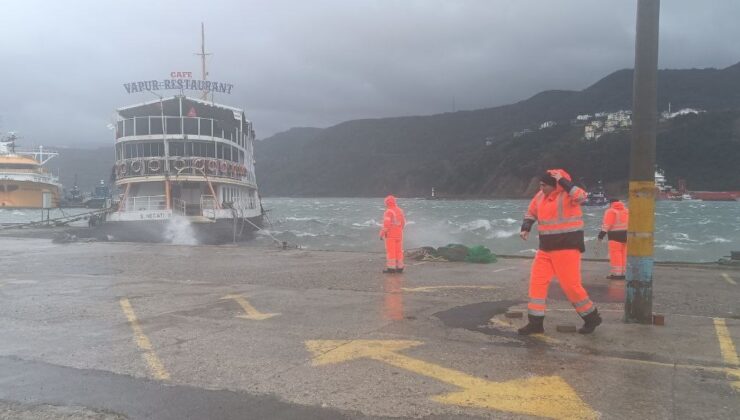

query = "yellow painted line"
[
  {"left": 119, "top": 298, "right": 170, "bottom": 380},
  {"left": 306, "top": 339, "right": 596, "bottom": 419},
  {"left": 713, "top": 318, "right": 740, "bottom": 392},
  {"left": 713, "top": 318, "right": 739, "bottom": 366},
  {"left": 222, "top": 294, "right": 280, "bottom": 320},
  {"left": 401, "top": 285, "right": 498, "bottom": 293},
  {"left": 721, "top": 273, "right": 737, "bottom": 286}
]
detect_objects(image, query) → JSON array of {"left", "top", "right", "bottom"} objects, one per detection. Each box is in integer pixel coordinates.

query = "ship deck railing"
[
  {"left": 116, "top": 116, "right": 244, "bottom": 145},
  {"left": 115, "top": 156, "right": 256, "bottom": 185},
  {"left": 122, "top": 195, "right": 168, "bottom": 212},
  {"left": 172, "top": 198, "right": 187, "bottom": 216},
  {"left": 201, "top": 195, "right": 217, "bottom": 219}
]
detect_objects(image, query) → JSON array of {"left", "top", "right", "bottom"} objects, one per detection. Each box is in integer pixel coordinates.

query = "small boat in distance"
[
  {"left": 425, "top": 187, "right": 439, "bottom": 200},
  {"left": 583, "top": 180, "right": 609, "bottom": 207},
  {"left": 84, "top": 180, "right": 111, "bottom": 209}
]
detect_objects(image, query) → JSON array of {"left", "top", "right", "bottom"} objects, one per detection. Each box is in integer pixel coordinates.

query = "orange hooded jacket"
[
  {"left": 599, "top": 200, "right": 629, "bottom": 243},
  {"left": 379, "top": 195, "right": 405, "bottom": 239},
  {"left": 521, "top": 169, "right": 588, "bottom": 252}
]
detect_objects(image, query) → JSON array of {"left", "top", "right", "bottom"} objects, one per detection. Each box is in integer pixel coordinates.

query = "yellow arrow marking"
[
  {"left": 713, "top": 318, "right": 740, "bottom": 392},
  {"left": 305, "top": 340, "right": 595, "bottom": 419},
  {"left": 222, "top": 294, "right": 280, "bottom": 320},
  {"left": 401, "top": 285, "right": 498, "bottom": 293},
  {"left": 721, "top": 273, "right": 737, "bottom": 286}
]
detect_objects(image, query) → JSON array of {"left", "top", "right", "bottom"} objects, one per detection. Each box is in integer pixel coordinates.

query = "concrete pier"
[{"left": 0, "top": 237, "right": 737, "bottom": 419}]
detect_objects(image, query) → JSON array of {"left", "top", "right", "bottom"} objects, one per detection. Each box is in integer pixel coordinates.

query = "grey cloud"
[{"left": 0, "top": 0, "right": 738, "bottom": 147}]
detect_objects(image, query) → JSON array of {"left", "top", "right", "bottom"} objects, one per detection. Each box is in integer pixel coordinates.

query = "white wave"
[
  {"left": 487, "top": 229, "right": 519, "bottom": 239},
  {"left": 257, "top": 229, "right": 283, "bottom": 236},
  {"left": 705, "top": 237, "right": 731, "bottom": 243},
  {"left": 499, "top": 217, "right": 517, "bottom": 224},
  {"left": 162, "top": 216, "right": 198, "bottom": 245},
  {"left": 697, "top": 219, "right": 712, "bottom": 225},
  {"left": 518, "top": 248, "right": 537, "bottom": 254},
  {"left": 459, "top": 219, "right": 492, "bottom": 232},
  {"left": 672, "top": 233, "right": 697, "bottom": 242},
  {"left": 657, "top": 244, "right": 689, "bottom": 251},
  {"left": 352, "top": 219, "right": 380, "bottom": 227},
  {"left": 294, "top": 231, "right": 319, "bottom": 237},
  {"left": 12, "top": 210, "right": 25, "bottom": 216},
  {"left": 285, "top": 216, "right": 317, "bottom": 222}
]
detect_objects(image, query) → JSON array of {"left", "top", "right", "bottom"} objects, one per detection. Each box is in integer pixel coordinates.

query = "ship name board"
[{"left": 123, "top": 79, "right": 234, "bottom": 94}]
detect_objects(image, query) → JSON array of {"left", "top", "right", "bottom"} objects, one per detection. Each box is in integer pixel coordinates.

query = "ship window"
[
  {"left": 151, "top": 117, "right": 163, "bottom": 135},
  {"left": 170, "top": 142, "right": 184, "bottom": 157},
  {"left": 183, "top": 118, "right": 198, "bottom": 135},
  {"left": 200, "top": 119, "right": 213, "bottom": 136},
  {"left": 166, "top": 117, "right": 181, "bottom": 135},
  {"left": 135, "top": 117, "right": 149, "bottom": 135},
  {"left": 124, "top": 119, "right": 134, "bottom": 137},
  {"left": 116, "top": 121, "right": 124, "bottom": 139},
  {"left": 156, "top": 143, "right": 164, "bottom": 156}
]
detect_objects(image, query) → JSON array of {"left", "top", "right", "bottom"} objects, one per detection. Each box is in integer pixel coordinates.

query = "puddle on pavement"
[{"left": 434, "top": 300, "right": 521, "bottom": 336}]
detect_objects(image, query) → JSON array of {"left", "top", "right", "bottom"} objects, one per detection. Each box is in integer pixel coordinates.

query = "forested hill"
[{"left": 255, "top": 63, "right": 740, "bottom": 197}]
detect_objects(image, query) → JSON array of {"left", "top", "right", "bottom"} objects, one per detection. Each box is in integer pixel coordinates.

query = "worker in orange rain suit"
[
  {"left": 379, "top": 195, "right": 406, "bottom": 274},
  {"left": 598, "top": 198, "right": 629, "bottom": 280},
  {"left": 518, "top": 169, "right": 602, "bottom": 335}
]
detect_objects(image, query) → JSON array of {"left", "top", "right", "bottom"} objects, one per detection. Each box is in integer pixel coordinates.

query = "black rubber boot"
[
  {"left": 396, "top": 267, "right": 404, "bottom": 273},
  {"left": 517, "top": 315, "right": 545, "bottom": 335},
  {"left": 578, "top": 309, "right": 602, "bottom": 334},
  {"left": 382, "top": 268, "right": 396, "bottom": 274}
]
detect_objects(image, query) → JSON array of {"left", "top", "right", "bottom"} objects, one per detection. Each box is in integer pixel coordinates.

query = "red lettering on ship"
[{"left": 169, "top": 71, "right": 193, "bottom": 78}]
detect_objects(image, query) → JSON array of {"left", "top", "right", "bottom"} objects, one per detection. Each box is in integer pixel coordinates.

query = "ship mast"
[{"left": 195, "top": 22, "right": 212, "bottom": 100}]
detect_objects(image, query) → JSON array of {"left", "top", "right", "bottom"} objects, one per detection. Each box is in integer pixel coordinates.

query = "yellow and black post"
[{"left": 626, "top": 0, "right": 660, "bottom": 323}]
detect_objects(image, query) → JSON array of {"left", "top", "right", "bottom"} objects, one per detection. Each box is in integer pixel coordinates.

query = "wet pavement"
[{"left": 0, "top": 237, "right": 738, "bottom": 419}]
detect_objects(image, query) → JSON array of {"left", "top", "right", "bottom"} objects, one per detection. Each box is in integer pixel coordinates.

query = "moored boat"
[
  {"left": 583, "top": 180, "right": 609, "bottom": 206},
  {"left": 0, "top": 133, "right": 62, "bottom": 209},
  {"left": 98, "top": 25, "right": 263, "bottom": 244}
]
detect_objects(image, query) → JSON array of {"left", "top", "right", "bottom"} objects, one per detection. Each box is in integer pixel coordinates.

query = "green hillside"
[{"left": 255, "top": 63, "right": 740, "bottom": 197}]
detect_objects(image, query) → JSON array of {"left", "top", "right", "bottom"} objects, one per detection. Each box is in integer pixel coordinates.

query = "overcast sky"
[{"left": 1, "top": 0, "right": 738, "bottom": 148}]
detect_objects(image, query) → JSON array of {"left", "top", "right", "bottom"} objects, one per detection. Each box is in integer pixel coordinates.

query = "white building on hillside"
[{"left": 539, "top": 121, "right": 556, "bottom": 129}]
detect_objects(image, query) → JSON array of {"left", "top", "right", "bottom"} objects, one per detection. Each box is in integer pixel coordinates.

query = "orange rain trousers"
[
  {"left": 385, "top": 235, "right": 404, "bottom": 269},
  {"left": 527, "top": 249, "right": 594, "bottom": 317},
  {"left": 608, "top": 240, "right": 627, "bottom": 276}
]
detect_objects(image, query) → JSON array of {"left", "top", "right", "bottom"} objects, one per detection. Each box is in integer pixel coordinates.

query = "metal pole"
[{"left": 625, "top": 0, "right": 660, "bottom": 323}]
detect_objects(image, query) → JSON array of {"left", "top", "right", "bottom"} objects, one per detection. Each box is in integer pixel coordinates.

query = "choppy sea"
[
  {"left": 2, "top": 198, "right": 737, "bottom": 262},
  {"left": 255, "top": 197, "right": 739, "bottom": 263}
]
